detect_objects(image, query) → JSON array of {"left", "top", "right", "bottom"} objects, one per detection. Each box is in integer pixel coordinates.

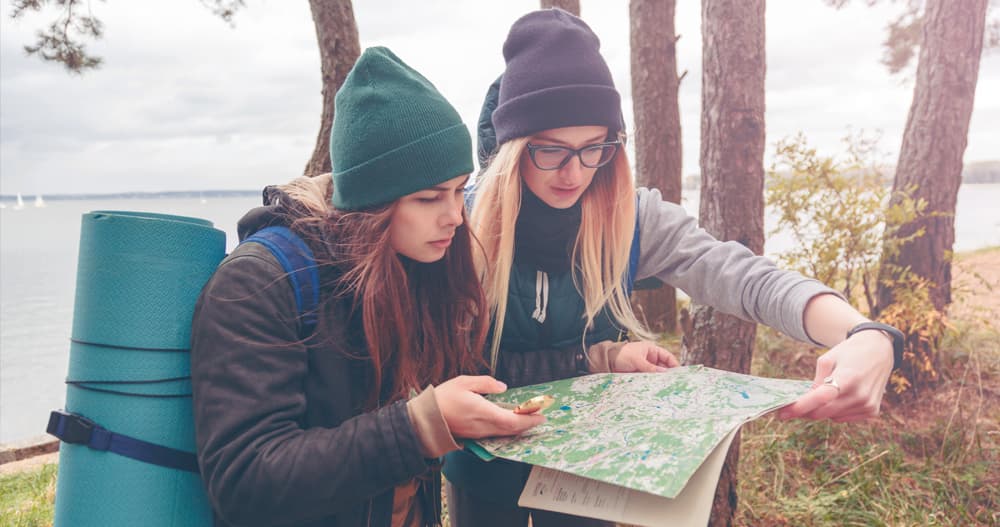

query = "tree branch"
[{"left": 199, "top": 0, "right": 245, "bottom": 26}]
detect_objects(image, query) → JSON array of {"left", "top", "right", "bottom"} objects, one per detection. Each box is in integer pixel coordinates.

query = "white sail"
[
  {"left": 34, "top": 195, "right": 46, "bottom": 208},
  {"left": 14, "top": 193, "right": 25, "bottom": 210}
]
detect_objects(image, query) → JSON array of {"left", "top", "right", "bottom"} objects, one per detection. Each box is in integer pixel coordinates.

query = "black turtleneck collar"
[{"left": 514, "top": 186, "right": 581, "bottom": 273}]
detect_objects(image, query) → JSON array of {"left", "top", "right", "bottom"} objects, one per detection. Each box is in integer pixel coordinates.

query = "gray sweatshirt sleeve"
[{"left": 635, "top": 187, "right": 839, "bottom": 344}]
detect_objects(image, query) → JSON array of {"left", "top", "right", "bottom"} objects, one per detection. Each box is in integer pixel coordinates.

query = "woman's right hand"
[
  {"left": 611, "top": 341, "right": 680, "bottom": 373},
  {"left": 435, "top": 375, "right": 546, "bottom": 439}
]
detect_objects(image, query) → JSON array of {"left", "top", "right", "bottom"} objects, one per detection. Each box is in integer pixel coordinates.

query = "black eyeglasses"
[{"left": 525, "top": 140, "right": 621, "bottom": 171}]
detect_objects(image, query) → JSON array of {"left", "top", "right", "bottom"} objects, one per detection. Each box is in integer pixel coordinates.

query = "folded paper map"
[{"left": 468, "top": 365, "right": 812, "bottom": 526}]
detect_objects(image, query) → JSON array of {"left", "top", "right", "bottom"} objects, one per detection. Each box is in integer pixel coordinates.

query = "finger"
[
  {"left": 803, "top": 395, "right": 850, "bottom": 420},
  {"left": 493, "top": 410, "right": 546, "bottom": 435},
  {"left": 646, "top": 346, "right": 677, "bottom": 368},
  {"left": 809, "top": 394, "right": 878, "bottom": 421},
  {"left": 631, "top": 354, "right": 661, "bottom": 373},
  {"left": 514, "top": 413, "right": 546, "bottom": 431},
  {"left": 455, "top": 375, "right": 507, "bottom": 394},
  {"left": 652, "top": 348, "right": 680, "bottom": 368},
  {"left": 776, "top": 385, "right": 839, "bottom": 419},
  {"left": 667, "top": 353, "right": 680, "bottom": 368},
  {"left": 812, "top": 354, "right": 837, "bottom": 387}
]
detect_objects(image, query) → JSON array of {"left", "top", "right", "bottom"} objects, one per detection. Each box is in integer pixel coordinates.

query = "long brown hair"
[{"left": 281, "top": 175, "right": 488, "bottom": 406}]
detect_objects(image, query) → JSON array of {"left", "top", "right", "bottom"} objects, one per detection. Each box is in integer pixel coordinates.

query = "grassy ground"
[
  {"left": 734, "top": 246, "right": 1000, "bottom": 526},
  {"left": 4, "top": 248, "right": 998, "bottom": 526},
  {"left": 0, "top": 464, "right": 56, "bottom": 527},
  {"left": 735, "top": 321, "right": 999, "bottom": 526}
]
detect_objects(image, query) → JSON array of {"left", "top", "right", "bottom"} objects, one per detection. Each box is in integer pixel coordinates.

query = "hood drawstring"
[{"left": 531, "top": 270, "right": 549, "bottom": 324}]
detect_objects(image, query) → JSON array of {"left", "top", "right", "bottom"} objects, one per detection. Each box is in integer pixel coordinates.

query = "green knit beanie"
[{"left": 330, "top": 47, "right": 473, "bottom": 210}]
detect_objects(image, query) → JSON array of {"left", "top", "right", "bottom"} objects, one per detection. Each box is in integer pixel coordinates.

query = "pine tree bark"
[
  {"left": 877, "top": 0, "right": 988, "bottom": 313},
  {"left": 629, "top": 0, "right": 682, "bottom": 334},
  {"left": 685, "top": 0, "right": 765, "bottom": 525},
  {"left": 540, "top": 0, "right": 580, "bottom": 15},
  {"left": 303, "top": 0, "right": 360, "bottom": 177}
]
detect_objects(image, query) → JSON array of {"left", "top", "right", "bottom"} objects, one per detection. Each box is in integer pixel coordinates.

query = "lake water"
[{"left": 2, "top": 185, "right": 999, "bottom": 443}]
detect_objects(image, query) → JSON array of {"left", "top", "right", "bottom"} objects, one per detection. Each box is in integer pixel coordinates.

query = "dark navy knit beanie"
[{"left": 492, "top": 8, "right": 622, "bottom": 144}]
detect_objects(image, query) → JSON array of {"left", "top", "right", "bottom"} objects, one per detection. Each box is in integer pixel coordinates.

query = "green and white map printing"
[{"left": 472, "top": 365, "right": 812, "bottom": 499}]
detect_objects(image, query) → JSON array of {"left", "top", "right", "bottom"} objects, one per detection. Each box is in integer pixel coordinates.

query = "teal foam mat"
[{"left": 54, "top": 211, "right": 225, "bottom": 527}]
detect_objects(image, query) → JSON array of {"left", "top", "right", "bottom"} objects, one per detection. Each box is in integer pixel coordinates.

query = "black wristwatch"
[{"left": 846, "top": 321, "right": 904, "bottom": 371}]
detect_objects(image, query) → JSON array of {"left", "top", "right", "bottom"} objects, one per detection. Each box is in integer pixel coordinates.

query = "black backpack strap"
[{"left": 241, "top": 226, "right": 321, "bottom": 339}]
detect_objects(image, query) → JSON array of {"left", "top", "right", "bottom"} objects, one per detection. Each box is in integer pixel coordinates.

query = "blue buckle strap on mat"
[
  {"left": 242, "top": 226, "right": 320, "bottom": 339},
  {"left": 47, "top": 410, "right": 199, "bottom": 473}
]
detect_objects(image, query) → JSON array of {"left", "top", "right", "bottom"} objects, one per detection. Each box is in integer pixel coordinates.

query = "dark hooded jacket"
[{"left": 191, "top": 187, "right": 442, "bottom": 527}]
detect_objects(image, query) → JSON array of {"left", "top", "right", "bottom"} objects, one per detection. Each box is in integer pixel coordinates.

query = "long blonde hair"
[{"left": 470, "top": 137, "right": 653, "bottom": 371}]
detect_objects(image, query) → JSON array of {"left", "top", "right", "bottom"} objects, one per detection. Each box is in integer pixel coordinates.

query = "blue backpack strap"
[
  {"left": 47, "top": 409, "right": 199, "bottom": 473},
  {"left": 241, "top": 226, "right": 320, "bottom": 339},
  {"left": 463, "top": 178, "right": 480, "bottom": 214},
  {"left": 629, "top": 194, "right": 665, "bottom": 293},
  {"left": 625, "top": 195, "right": 641, "bottom": 296}
]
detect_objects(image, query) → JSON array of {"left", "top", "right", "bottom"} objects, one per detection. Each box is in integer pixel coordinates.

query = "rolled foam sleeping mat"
[{"left": 54, "top": 211, "right": 225, "bottom": 527}]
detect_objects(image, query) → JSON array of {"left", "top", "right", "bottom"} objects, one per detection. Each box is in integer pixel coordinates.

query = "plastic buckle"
[{"left": 47, "top": 409, "right": 95, "bottom": 445}]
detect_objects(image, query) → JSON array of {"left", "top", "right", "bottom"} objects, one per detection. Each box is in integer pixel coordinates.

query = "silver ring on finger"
[{"left": 822, "top": 375, "right": 841, "bottom": 394}]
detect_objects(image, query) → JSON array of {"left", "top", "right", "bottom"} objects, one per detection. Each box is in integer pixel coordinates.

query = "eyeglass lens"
[{"left": 532, "top": 144, "right": 618, "bottom": 170}]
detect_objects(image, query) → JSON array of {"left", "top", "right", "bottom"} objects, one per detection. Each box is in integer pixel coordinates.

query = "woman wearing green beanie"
[{"left": 190, "top": 47, "right": 543, "bottom": 527}]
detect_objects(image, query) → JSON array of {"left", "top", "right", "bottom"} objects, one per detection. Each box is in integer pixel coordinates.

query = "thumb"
[
  {"left": 812, "top": 355, "right": 837, "bottom": 387},
  {"left": 456, "top": 375, "right": 507, "bottom": 394}
]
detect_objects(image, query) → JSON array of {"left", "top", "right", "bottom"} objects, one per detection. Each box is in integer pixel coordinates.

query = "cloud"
[{"left": 0, "top": 0, "right": 997, "bottom": 195}]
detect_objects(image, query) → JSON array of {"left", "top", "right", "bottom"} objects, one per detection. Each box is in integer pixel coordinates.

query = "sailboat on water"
[
  {"left": 34, "top": 194, "right": 46, "bottom": 208},
  {"left": 14, "top": 193, "right": 25, "bottom": 210}
]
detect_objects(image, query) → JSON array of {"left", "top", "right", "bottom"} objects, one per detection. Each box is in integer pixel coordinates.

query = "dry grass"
[{"left": 735, "top": 247, "right": 1000, "bottom": 526}]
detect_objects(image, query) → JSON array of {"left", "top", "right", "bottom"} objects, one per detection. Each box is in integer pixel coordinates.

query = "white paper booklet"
[{"left": 517, "top": 428, "right": 738, "bottom": 527}]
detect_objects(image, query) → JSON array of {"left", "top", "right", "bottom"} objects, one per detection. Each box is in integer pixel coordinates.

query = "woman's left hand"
[
  {"left": 777, "top": 330, "right": 894, "bottom": 422},
  {"left": 611, "top": 341, "right": 680, "bottom": 373}
]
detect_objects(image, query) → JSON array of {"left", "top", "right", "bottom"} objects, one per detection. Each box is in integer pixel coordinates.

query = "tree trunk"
[
  {"left": 629, "top": 0, "right": 682, "bottom": 334},
  {"left": 877, "top": 0, "right": 988, "bottom": 313},
  {"left": 303, "top": 0, "right": 361, "bottom": 178},
  {"left": 685, "top": 0, "right": 766, "bottom": 525},
  {"left": 540, "top": 0, "right": 580, "bottom": 15}
]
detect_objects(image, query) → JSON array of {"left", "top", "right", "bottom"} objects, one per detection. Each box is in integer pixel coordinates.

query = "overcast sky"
[{"left": 1, "top": 0, "right": 997, "bottom": 195}]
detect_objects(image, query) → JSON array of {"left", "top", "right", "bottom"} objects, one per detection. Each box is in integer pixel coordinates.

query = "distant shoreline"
[
  {"left": 0, "top": 190, "right": 260, "bottom": 202},
  {"left": 3, "top": 179, "right": 1000, "bottom": 201}
]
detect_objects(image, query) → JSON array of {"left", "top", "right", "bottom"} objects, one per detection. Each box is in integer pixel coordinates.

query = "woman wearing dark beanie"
[
  {"left": 444, "top": 8, "right": 901, "bottom": 527},
  {"left": 190, "top": 47, "right": 543, "bottom": 527}
]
